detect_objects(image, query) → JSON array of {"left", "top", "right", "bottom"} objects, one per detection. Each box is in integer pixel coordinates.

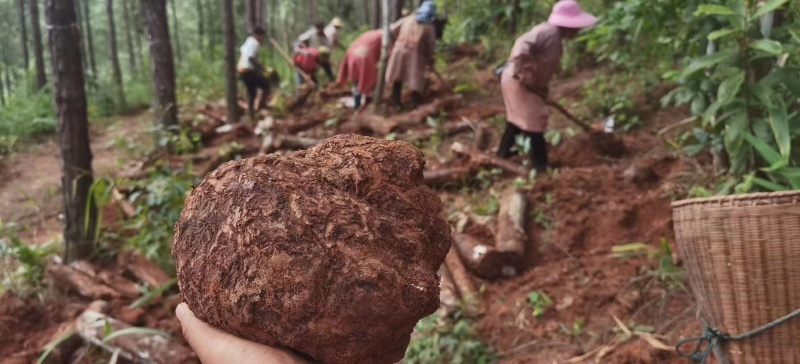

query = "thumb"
[{"left": 176, "top": 303, "right": 308, "bottom": 364}]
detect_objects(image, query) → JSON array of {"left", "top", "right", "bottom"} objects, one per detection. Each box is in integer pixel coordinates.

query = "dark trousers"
[
  {"left": 497, "top": 121, "right": 548, "bottom": 172},
  {"left": 240, "top": 70, "right": 270, "bottom": 118},
  {"left": 391, "top": 82, "right": 422, "bottom": 108}
]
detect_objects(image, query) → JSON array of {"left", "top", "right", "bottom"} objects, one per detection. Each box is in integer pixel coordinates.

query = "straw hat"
[
  {"left": 547, "top": 0, "right": 597, "bottom": 29},
  {"left": 331, "top": 17, "right": 345, "bottom": 28}
]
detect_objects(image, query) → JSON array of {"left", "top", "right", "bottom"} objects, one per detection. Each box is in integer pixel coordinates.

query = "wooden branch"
[
  {"left": 48, "top": 264, "right": 121, "bottom": 300},
  {"left": 438, "top": 265, "right": 460, "bottom": 317},
  {"left": 112, "top": 188, "right": 136, "bottom": 219},
  {"left": 97, "top": 270, "right": 142, "bottom": 299},
  {"left": 397, "top": 119, "right": 472, "bottom": 143},
  {"left": 451, "top": 142, "right": 529, "bottom": 177},
  {"left": 35, "top": 321, "right": 83, "bottom": 364},
  {"left": 444, "top": 246, "right": 476, "bottom": 299},
  {"left": 76, "top": 308, "right": 198, "bottom": 364},
  {"left": 268, "top": 38, "right": 316, "bottom": 88},
  {"left": 196, "top": 107, "right": 227, "bottom": 125},
  {"left": 260, "top": 134, "right": 321, "bottom": 154},
  {"left": 495, "top": 186, "right": 528, "bottom": 259},
  {"left": 122, "top": 253, "right": 173, "bottom": 289},
  {"left": 341, "top": 95, "right": 462, "bottom": 135},
  {"left": 473, "top": 124, "right": 491, "bottom": 151},
  {"left": 453, "top": 233, "right": 523, "bottom": 280},
  {"left": 423, "top": 167, "right": 476, "bottom": 186},
  {"left": 286, "top": 85, "right": 314, "bottom": 112}
]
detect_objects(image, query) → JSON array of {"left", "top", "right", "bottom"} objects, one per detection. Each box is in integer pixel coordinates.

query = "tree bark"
[
  {"left": 122, "top": 0, "right": 137, "bottom": 71},
  {"left": 18, "top": 0, "right": 30, "bottom": 70},
  {"left": 169, "top": 0, "right": 183, "bottom": 62},
  {"left": 222, "top": 0, "right": 239, "bottom": 124},
  {"left": 444, "top": 246, "right": 476, "bottom": 298},
  {"left": 245, "top": 0, "right": 258, "bottom": 32},
  {"left": 74, "top": 0, "right": 88, "bottom": 73},
  {"left": 31, "top": 0, "right": 48, "bottom": 90},
  {"left": 141, "top": 0, "right": 179, "bottom": 127},
  {"left": 308, "top": 0, "right": 318, "bottom": 23},
  {"left": 81, "top": 0, "right": 97, "bottom": 78},
  {"left": 0, "top": 65, "right": 6, "bottom": 107},
  {"left": 372, "top": 0, "right": 382, "bottom": 29},
  {"left": 45, "top": 0, "right": 97, "bottom": 263},
  {"left": 509, "top": 0, "right": 521, "bottom": 33},
  {"left": 372, "top": 0, "right": 390, "bottom": 108},
  {"left": 392, "top": 0, "right": 405, "bottom": 21},
  {"left": 106, "top": 0, "right": 126, "bottom": 108}
]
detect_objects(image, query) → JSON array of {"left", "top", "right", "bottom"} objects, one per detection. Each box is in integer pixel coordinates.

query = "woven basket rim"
[{"left": 671, "top": 190, "right": 800, "bottom": 208}]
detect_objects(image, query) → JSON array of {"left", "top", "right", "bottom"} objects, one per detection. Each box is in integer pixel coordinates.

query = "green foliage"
[
  {"left": 527, "top": 290, "right": 553, "bottom": 317},
  {"left": 580, "top": 72, "right": 653, "bottom": 132},
  {"left": 613, "top": 238, "right": 686, "bottom": 289},
  {"left": 124, "top": 167, "right": 198, "bottom": 273},
  {"left": 0, "top": 90, "right": 56, "bottom": 154},
  {"left": 666, "top": 0, "right": 800, "bottom": 193},
  {"left": 0, "top": 222, "right": 59, "bottom": 296},
  {"left": 404, "top": 313, "right": 496, "bottom": 364},
  {"left": 177, "top": 50, "right": 226, "bottom": 104},
  {"left": 474, "top": 195, "right": 500, "bottom": 216}
]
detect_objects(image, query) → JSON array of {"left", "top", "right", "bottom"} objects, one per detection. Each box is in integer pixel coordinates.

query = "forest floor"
[{"left": 0, "top": 46, "right": 704, "bottom": 363}]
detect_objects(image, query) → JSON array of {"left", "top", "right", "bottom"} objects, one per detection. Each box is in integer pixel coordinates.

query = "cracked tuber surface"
[{"left": 173, "top": 134, "right": 452, "bottom": 364}]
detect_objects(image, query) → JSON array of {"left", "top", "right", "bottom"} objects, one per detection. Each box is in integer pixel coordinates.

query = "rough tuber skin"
[{"left": 173, "top": 134, "right": 452, "bottom": 364}]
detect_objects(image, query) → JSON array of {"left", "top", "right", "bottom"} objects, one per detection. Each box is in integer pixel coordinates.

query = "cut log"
[
  {"left": 76, "top": 307, "right": 198, "bottom": 364},
  {"left": 287, "top": 85, "right": 315, "bottom": 112},
  {"left": 451, "top": 142, "right": 529, "bottom": 177},
  {"left": 473, "top": 124, "right": 491, "bottom": 151},
  {"left": 437, "top": 265, "right": 459, "bottom": 317},
  {"left": 423, "top": 167, "right": 476, "bottom": 186},
  {"left": 284, "top": 113, "right": 333, "bottom": 134},
  {"left": 341, "top": 95, "right": 462, "bottom": 134},
  {"left": 35, "top": 321, "right": 83, "bottom": 364},
  {"left": 122, "top": 253, "right": 173, "bottom": 289},
  {"left": 444, "top": 246, "right": 476, "bottom": 299},
  {"left": 453, "top": 233, "right": 523, "bottom": 279},
  {"left": 495, "top": 186, "right": 528, "bottom": 259},
  {"left": 260, "top": 134, "right": 321, "bottom": 154},
  {"left": 97, "top": 270, "right": 142, "bottom": 299},
  {"left": 196, "top": 107, "right": 227, "bottom": 125},
  {"left": 47, "top": 264, "right": 121, "bottom": 300}
]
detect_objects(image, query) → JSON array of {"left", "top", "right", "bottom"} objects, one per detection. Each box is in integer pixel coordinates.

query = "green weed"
[
  {"left": 0, "top": 222, "right": 59, "bottom": 296},
  {"left": 404, "top": 313, "right": 495, "bottom": 364},
  {"left": 527, "top": 290, "right": 553, "bottom": 317}
]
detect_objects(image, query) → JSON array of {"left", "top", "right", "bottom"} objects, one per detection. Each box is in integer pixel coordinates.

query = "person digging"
[
  {"left": 497, "top": 0, "right": 597, "bottom": 172},
  {"left": 336, "top": 29, "right": 394, "bottom": 110},
  {"left": 237, "top": 27, "right": 275, "bottom": 121},
  {"left": 293, "top": 46, "right": 334, "bottom": 87},
  {"left": 385, "top": 0, "right": 438, "bottom": 110}
]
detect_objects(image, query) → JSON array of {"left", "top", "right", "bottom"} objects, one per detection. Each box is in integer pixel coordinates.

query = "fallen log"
[
  {"left": 495, "top": 186, "right": 528, "bottom": 260},
  {"left": 35, "top": 321, "right": 83, "bottom": 364},
  {"left": 451, "top": 142, "right": 529, "bottom": 177},
  {"left": 423, "top": 167, "right": 476, "bottom": 186},
  {"left": 341, "top": 95, "right": 462, "bottom": 135},
  {"left": 283, "top": 113, "right": 333, "bottom": 134},
  {"left": 397, "top": 119, "right": 472, "bottom": 143},
  {"left": 473, "top": 124, "right": 491, "bottom": 151},
  {"left": 287, "top": 86, "right": 315, "bottom": 112},
  {"left": 97, "top": 270, "right": 142, "bottom": 299},
  {"left": 122, "top": 253, "right": 173, "bottom": 289},
  {"left": 453, "top": 233, "right": 523, "bottom": 280},
  {"left": 47, "top": 264, "right": 120, "bottom": 300},
  {"left": 196, "top": 107, "right": 226, "bottom": 125},
  {"left": 76, "top": 307, "right": 198, "bottom": 364},
  {"left": 444, "top": 246, "right": 476, "bottom": 299},
  {"left": 260, "top": 134, "right": 321, "bottom": 154}
]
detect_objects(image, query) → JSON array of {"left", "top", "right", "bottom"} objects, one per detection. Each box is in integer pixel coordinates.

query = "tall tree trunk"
[
  {"left": 122, "top": 0, "right": 137, "bottom": 71},
  {"left": 30, "top": 0, "right": 48, "bottom": 90},
  {"left": 245, "top": 0, "right": 257, "bottom": 32},
  {"left": 18, "top": 0, "right": 30, "bottom": 70},
  {"left": 82, "top": 0, "right": 97, "bottom": 78},
  {"left": 141, "top": 0, "right": 178, "bottom": 127},
  {"left": 257, "top": 0, "right": 265, "bottom": 28},
  {"left": 373, "top": 0, "right": 390, "bottom": 107},
  {"left": 75, "top": 0, "right": 88, "bottom": 73},
  {"left": 222, "top": 0, "right": 238, "bottom": 124},
  {"left": 132, "top": 1, "right": 146, "bottom": 70},
  {"left": 308, "top": 0, "right": 318, "bottom": 23},
  {"left": 509, "top": 0, "right": 520, "bottom": 33},
  {"left": 196, "top": 0, "right": 205, "bottom": 52},
  {"left": 106, "top": 0, "right": 126, "bottom": 108},
  {"left": 169, "top": 0, "right": 183, "bottom": 62},
  {"left": 45, "top": 0, "right": 97, "bottom": 263},
  {"left": 0, "top": 65, "right": 6, "bottom": 107},
  {"left": 361, "top": 0, "right": 370, "bottom": 27},
  {"left": 372, "top": 0, "right": 382, "bottom": 29},
  {"left": 392, "top": 0, "right": 404, "bottom": 21}
]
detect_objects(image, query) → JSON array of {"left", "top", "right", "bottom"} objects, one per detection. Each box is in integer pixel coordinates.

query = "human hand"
[{"left": 176, "top": 303, "right": 309, "bottom": 364}]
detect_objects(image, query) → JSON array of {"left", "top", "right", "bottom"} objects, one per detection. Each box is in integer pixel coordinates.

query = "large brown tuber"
[{"left": 173, "top": 134, "right": 452, "bottom": 364}]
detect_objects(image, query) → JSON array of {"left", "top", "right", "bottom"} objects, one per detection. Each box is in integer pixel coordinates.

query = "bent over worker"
[
  {"left": 498, "top": 0, "right": 597, "bottom": 172},
  {"left": 293, "top": 46, "right": 333, "bottom": 86},
  {"left": 336, "top": 30, "right": 385, "bottom": 109},
  {"left": 385, "top": 0, "right": 437, "bottom": 109},
  {"left": 237, "top": 27, "right": 271, "bottom": 119}
]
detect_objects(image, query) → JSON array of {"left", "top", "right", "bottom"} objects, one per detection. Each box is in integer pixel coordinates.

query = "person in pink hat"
[{"left": 498, "top": 0, "right": 597, "bottom": 172}]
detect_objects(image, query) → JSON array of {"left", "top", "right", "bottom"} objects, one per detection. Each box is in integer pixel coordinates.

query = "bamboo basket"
[{"left": 672, "top": 191, "right": 800, "bottom": 363}]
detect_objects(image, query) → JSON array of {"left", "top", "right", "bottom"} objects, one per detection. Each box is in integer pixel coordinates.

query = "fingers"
[{"left": 176, "top": 303, "right": 308, "bottom": 364}]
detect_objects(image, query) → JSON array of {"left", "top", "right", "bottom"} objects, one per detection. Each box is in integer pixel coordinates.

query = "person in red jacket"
[
  {"left": 336, "top": 30, "right": 384, "bottom": 109},
  {"left": 293, "top": 46, "right": 333, "bottom": 86}
]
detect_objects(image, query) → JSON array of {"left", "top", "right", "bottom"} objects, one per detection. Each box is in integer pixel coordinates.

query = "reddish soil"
[{"left": 0, "top": 49, "right": 701, "bottom": 363}]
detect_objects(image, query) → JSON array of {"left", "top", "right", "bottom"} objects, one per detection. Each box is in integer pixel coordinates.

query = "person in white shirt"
[
  {"left": 237, "top": 27, "right": 271, "bottom": 119},
  {"left": 294, "top": 22, "right": 335, "bottom": 85},
  {"left": 324, "top": 17, "right": 345, "bottom": 50}
]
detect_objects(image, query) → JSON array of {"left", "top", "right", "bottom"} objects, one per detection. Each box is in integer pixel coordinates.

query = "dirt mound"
[{"left": 173, "top": 135, "right": 452, "bottom": 364}]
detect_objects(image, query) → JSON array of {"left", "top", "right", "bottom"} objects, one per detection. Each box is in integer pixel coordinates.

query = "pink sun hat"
[{"left": 548, "top": 0, "right": 598, "bottom": 29}]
